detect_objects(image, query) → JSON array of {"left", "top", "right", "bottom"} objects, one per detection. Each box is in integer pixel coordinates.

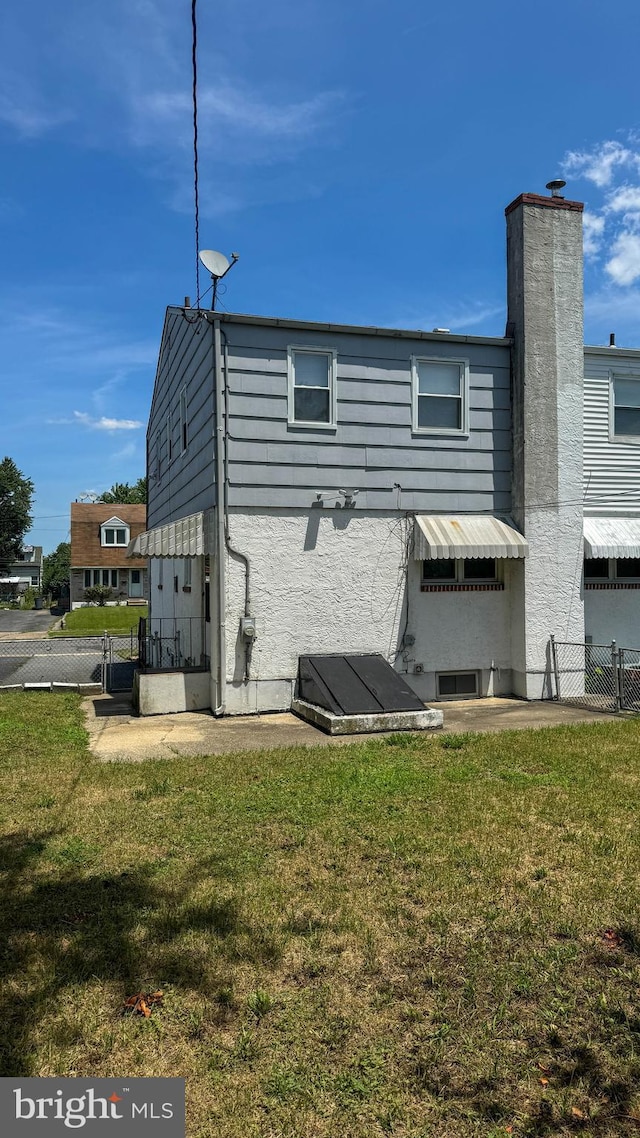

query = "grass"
[
  {"left": 50, "top": 606, "right": 147, "bottom": 637},
  {"left": 2, "top": 694, "right": 640, "bottom": 1135}
]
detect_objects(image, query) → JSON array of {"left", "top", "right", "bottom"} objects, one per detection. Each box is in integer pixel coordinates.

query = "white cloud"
[
  {"left": 0, "top": 0, "right": 346, "bottom": 214},
  {"left": 73, "top": 411, "right": 143, "bottom": 431},
  {"left": 389, "top": 301, "right": 504, "bottom": 335},
  {"left": 605, "top": 233, "right": 640, "bottom": 286},
  {"left": 583, "top": 212, "right": 605, "bottom": 258},
  {"left": 563, "top": 140, "right": 636, "bottom": 187},
  {"left": 0, "top": 93, "right": 72, "bottom": 138},
  {"left": 606, "top": 184, "right": 640, "bottom": 214}
]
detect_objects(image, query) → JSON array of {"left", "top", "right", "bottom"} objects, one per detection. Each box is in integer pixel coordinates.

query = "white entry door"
[{"left": 129, "top": 568, "right": 143, "bottom": 598}]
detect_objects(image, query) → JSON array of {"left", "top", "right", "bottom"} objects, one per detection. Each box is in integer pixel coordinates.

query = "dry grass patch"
[{"left": 2, "top": 693, "right": 640, "bottom": 1134}]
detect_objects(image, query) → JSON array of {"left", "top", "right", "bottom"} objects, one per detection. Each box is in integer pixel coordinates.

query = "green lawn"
[
  {"left": 2, "top": 694, "right": 640, "bottom": 1136},
  {"left": 50, "top": 605, "right": 147, "bottom": 636}
]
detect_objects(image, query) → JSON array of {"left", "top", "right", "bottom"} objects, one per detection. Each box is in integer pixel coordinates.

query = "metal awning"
[
  {"left": 584, "top": 517, "right": 640, "bottom": 559},
  {"left": 413, "top": 515, "right": 528, "bottom": 560},
  {"left": 127, "top": 510, "right": 214, "bottom": 558}
]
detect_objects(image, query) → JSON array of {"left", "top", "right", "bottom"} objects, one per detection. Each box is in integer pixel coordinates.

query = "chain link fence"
[
  {"left": 550, "top": 636, "right": 640, "bottom": 713},
  {"left": 0, "top": 635, "right": 105, "bottom": 691},
  {"left": 0, "top": 631, "right": 140, "bottom": 693}
]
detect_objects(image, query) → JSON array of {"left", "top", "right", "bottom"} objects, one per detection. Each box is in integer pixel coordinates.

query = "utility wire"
[{"left": 191, "top": 0, "right": 201, "bottom": 309}]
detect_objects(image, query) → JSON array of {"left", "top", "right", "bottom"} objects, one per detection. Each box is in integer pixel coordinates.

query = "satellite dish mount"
[{"left": 198, "top": 249, "right": 239, "bottom": 309}]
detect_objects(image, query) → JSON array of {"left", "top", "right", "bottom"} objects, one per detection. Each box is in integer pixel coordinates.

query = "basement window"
[
  {"left": 437, "top": 672, "right": 479, "bottom": 699},
  {"left": 422, "top": 558, "right": 500, "bottom": 589},
  {"left": 584, "top": 557, "right": 640, "bottom": 586},
  {"left": 288, "top": 346, "right": 337, "bottom": 428}
]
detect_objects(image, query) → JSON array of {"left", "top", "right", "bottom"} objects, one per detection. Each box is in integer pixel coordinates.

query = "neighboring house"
[
  {"left": 70, "top": 503, "right": 148, "bottom": 609},
  {"left": 6, "top": 545, "right": 43, "bottom": 591},
  {"left": 129, "top": 185, "right": 640, "bottom": 716}
]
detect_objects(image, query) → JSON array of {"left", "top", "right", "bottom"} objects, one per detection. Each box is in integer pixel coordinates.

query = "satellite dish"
[
  {"left": 199, "top": 250, "right": 230, "bottom": 278},
  {"left": 197, "top": 249, "right": 240, "bottom": 309}
]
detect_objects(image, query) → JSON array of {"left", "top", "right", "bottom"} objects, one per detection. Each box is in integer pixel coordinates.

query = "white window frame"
[
  {"left": 609, "top": 371, "right": 640, "bottom": 444},
  {"left": 287, "top": 345, "right": 337, "bottom": 429},
  {"left": 100, "top": 518, "right": 130, "bottom": 548},
  {"left": 179, "top": 385, "right": 188, "bottom": 453},
  {"left": 83, "top": 569, "right": 119, "bottom": 588},
  {"left": 411, "top": 356, "right": 470, "bottom": 436}
]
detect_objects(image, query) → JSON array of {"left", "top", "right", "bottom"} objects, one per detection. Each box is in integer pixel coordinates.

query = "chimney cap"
[{"left": 546, "top": 179, "right": 567, "bottom": 198}]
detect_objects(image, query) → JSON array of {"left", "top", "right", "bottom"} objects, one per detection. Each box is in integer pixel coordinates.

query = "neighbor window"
[
  {"left": 100, "top": 518, "right": 130, "bottom": 548},
  {"left": 288, "top": 347, "right": 337, "bottom": 427},
  {"left": 412, "top": 357, "right": 469, "bottom": 434},
  {"left": 612, "top": 375, "right": 640, "bottom": 439},
  {"left": 585, "top": 557, "right": 640, "bottom": 582},
  {"left": 422, "top": 558, "right": 497, "bottom": 584},
  {"left": 83, "top": 569, "right": 118, "bottom": 588},
  {"left": 102, "top": 528, "right": 127, "bottom": 546}
]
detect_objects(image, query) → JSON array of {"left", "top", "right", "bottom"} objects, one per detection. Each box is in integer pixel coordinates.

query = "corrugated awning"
[
  {"left": 414, "top": 515, "right": 528, "bottom": 560},
  {"left": 127, "top": 510, "right": 214, "bottom": 558},
  {"left": 584, "top": 517, "right": 640, "bottom": 559}
]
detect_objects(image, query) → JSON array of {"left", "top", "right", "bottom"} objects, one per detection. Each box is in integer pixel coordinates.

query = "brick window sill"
[
  {"left": 585, "top": 582, "right": 640, "bottom": 589},
  {"left": 421, "top": 583, "right": 504, "bottom": 592}
]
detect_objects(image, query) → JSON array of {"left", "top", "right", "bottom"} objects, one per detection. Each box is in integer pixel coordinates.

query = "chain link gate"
[
  {"left": 550, "top": 635, "right": 640, "bottom": 713},
  {"left": 103, "top": 630, "right": 139, "bottom": 693}
]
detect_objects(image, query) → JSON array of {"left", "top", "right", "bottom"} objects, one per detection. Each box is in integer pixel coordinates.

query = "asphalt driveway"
[{"left": 0, "top": 609, "right": 56, "bottom": 634}]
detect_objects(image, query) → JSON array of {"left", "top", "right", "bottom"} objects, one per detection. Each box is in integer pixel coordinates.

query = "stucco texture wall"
[
  {"left": 585, "top": 590, "right": 640, "bottom": 648},
  {"left": 223, "top": 508, "right": 515, "bottom": 713}
]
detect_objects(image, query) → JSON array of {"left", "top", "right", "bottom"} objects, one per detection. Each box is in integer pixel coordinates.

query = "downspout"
[{"left": 212, "top": 316, "right": 227, "bottom": 715}]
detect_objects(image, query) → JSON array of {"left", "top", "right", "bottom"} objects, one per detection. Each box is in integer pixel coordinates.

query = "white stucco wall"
[
  {"left": 585, "top": 590, "right": 640, "bottom": 648},
  {"left": 223, "top": 508, "right": 515, "bottom": 714}
]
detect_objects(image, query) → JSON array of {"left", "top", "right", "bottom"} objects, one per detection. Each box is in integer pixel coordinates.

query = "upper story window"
[
  {"left": 412, "top": 357, "right": 469, "bottom": 435},
  {"left": 100, "top": 517, "right": 130, "bottom": 547},
  {"left": 611, "top": 375, "right": 640, "bottom": 441},
  {"left": 288, "top": 346, "right": 337, "bottom": 428}
]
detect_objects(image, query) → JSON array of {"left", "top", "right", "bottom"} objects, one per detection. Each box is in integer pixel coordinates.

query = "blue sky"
[{"left": 3, "top": 0, "right": 640, "bottom": 552}]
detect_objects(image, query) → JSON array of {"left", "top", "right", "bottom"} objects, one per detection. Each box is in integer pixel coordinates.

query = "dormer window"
[{"left": 100, "top": 517, "right": 130, "bottom": 547}]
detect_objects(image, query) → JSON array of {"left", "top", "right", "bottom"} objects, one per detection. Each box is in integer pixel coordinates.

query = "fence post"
[
  {"left": 618, "top": 646, "right": 625, "bottom": 711},
  {"left": 101, "top": 633, "right": 108, "bottom": 694},
  {"left": 550, "top": 634, "right": 560, "bottom": 700},
  {"left": 611, "top": 640, "right": 621, "bottom": 712}
]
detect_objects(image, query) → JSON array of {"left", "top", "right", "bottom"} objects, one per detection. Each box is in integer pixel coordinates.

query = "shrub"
[{"left": 83, "top": 585, "right": 113, "bottom": 606}]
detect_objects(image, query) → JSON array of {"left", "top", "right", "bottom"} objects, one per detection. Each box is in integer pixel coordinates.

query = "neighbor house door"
[{"left": 129, "top": 569, "right": 143, "bottom": 598}]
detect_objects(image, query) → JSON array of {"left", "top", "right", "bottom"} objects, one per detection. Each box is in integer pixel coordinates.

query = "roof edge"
[{"left": 168, "top": 308, "right": 511, "bottom": 347}]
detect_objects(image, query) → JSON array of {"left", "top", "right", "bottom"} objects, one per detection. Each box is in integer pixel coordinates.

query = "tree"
[
  {"left": 0, "top": 457, "right": 34, "bottom": 574},
  {"left": 42, "top": 541, "right": 71, "bottom": 597},
  {"left": 98, "top": 477, "right": 147, "bottom": 504}
]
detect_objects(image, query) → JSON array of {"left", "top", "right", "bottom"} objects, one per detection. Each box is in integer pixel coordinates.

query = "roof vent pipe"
[
  {"left": 609, "top": 332, "right": 616, "bottom": 347},
  {"left": 546, "top": 179, "right": 567, "bottom": 198}
]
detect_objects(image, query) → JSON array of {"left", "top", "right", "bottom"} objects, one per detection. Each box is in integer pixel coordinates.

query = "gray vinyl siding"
[
  {"left": 147, "top": 310, "right": 216, "bottom": 529},
  {"left": 146, "top": 309, "right": 512, "bottom": 524},
  {"left": 584, "top": 347, "right": 640, "bottom": 511},
  {"left": 223, "top": 318, "right": 512, "bottom": 512}
]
